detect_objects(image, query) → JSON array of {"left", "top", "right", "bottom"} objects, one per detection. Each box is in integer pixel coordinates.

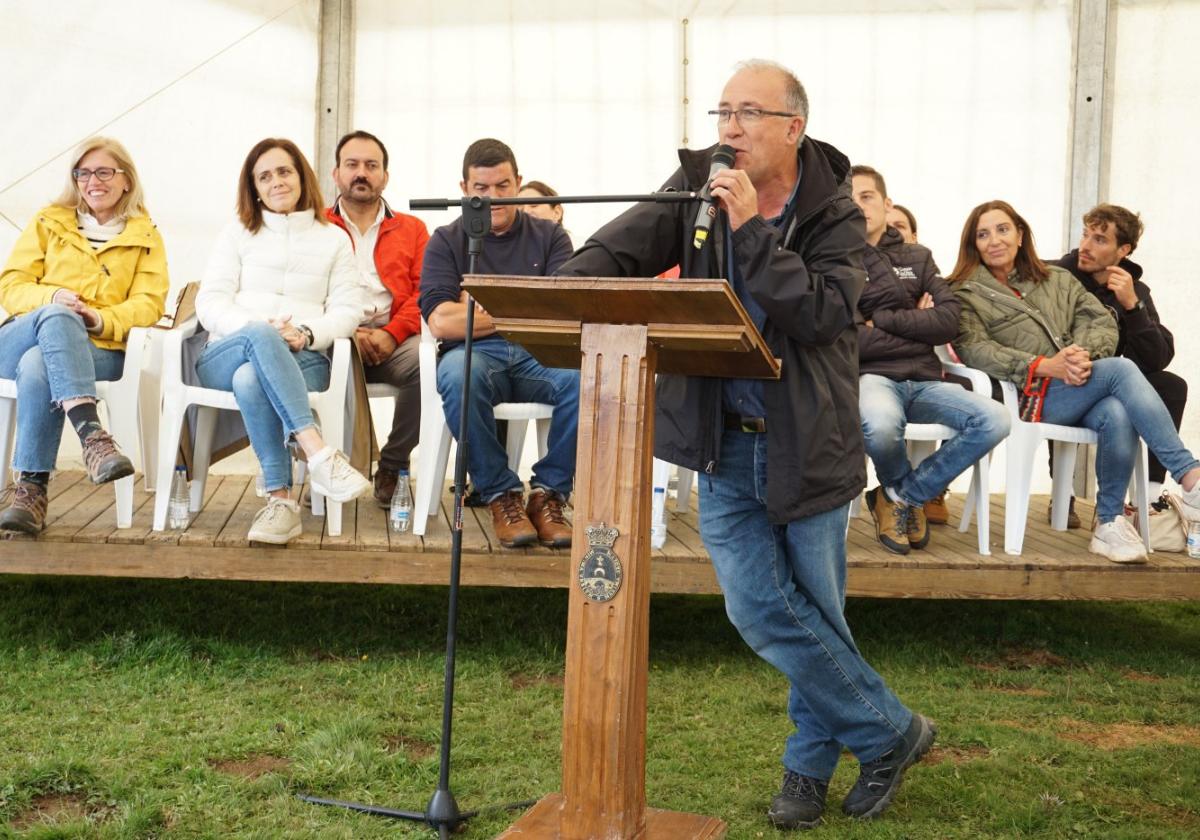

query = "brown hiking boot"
[
  {"left": 489, "top": 489, "right": 537, "bottom": 548},
  {"left": 527, "top": 488, "right": 572, "bottom": 548},
  {"left": 923, "top": 491, "right": 949, "bottom": 525},
  {"left": 866, "top": 486, "right": 910, "bottom": 555},
  {"left": 1048, "top": 496, "right": 1082, "bottom": 529},
  {"left": 81, "top": 429, "right": 134, "bottom": 484},
  {"left": 0, "top": 480, "right": 48, "bottom": 535},
  {"left": 374, "top": 467, "right": 399, "bottom": 510},
  {"left": 907, "top": 505, "right": 931, "bottom": 550}
]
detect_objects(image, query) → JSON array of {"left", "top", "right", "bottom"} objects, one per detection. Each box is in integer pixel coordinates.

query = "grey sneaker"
[
  {"left": 247, "top": 496, "right": 302, "bottom": 545},
  {"left": 308, "top": 450, "right": 370, "bottom": 503},
  {"left": 842, "top": 713, "right": 936, "bottom": 820},
  {"left": 767, "top": 770, "right": 827, "bottom": 830}
]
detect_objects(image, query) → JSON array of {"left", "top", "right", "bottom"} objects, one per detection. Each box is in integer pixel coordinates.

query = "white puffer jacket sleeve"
[{"left": 196, "top": 221, "right": 260, "bottom": 338}]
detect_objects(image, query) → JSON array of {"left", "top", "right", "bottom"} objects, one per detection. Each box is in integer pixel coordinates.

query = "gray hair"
[{"left": 735, "top": 59, "right": 809, "bottom": 121}]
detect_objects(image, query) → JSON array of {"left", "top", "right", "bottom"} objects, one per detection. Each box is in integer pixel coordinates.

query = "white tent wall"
[
  {"left": 0, "top": 0, "right": 1195, "bottom": 494},
  {"left": 1110, "top": 0, "right": 1200, "bottom": 484}
]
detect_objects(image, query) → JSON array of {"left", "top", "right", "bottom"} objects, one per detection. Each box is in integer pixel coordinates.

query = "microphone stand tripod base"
[{"left": 496, "top": 793, "right": 727, "bottom": 839}]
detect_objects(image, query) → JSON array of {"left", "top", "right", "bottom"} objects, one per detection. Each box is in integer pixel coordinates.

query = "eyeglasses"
[
  {"left": 73, "top": 167, "right": 125, "bottom": 182},
  {"left": 708, "top": 108, "right": 799, "bottom": 125}
]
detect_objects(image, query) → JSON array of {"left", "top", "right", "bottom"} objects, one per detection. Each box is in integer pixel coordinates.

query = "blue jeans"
[
  {"left": 859, "top": 374, "right": 1010, "bottom": 505},
  {"left": 436, "top": 337, "right": 579, "bottom": 499},
  {"left": 1041, "top": 356, "right": 1200, "bottom": 522},
  {"left": 0, "top": 304, "right": 125, "bottom": 472},
  {"left": 699, "top": 429, "right": 912, "bottom": 781},
  {"left": 195, "top": 322, "right": 330, "bottom": 492}
]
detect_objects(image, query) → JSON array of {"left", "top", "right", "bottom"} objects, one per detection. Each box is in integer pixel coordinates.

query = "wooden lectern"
[{"left": 463, "top": 276, "right": 780, "bottom": 840}]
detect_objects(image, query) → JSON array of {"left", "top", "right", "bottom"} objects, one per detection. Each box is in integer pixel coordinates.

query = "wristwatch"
[
  {"left": 298, "top": 324, "right": 314, "bottom": 348},
  {"left": 1127, "top": 299, "right": 1146, "bottom": 313}
]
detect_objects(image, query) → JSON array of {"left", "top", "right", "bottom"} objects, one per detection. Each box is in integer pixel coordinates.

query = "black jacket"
[
  {"left": 858, "top": 228, "right": 960, "bottom": 382},
  {"left": 1054, "top": 250, "right": 1174, "bottom": 373},
  {"left": 558, "top": 137, "right": 866, "bottom": 522}
]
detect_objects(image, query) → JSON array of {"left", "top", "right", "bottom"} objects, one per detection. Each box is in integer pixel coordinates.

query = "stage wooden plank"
[
  {"left": 419, "top": 494, "right": 453, "bottom": 554},
  {"left": 74, "top": 476, "right": 154, "bottom": 544},
  {"left": 106, "top": 488, "right": 159, "bottom": 545},
  {"left": 214, "top": 476, "right": 267, "bottom": 548},
  {"left": 289, "top": 482, "right": 325, "bottom": 550},
  {"left": 39, "top": 480, "right": 110, "bottom": 541},
  {"left": 175, "top": 475, "right": 240, "bottom": 547},
  {"left": 356, "top": 495, "right": 391, "bottom": 552}
]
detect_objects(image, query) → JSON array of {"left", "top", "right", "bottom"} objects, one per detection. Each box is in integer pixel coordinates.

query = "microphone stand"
[{"left": 301, "top": 189, "right": 699, "bottom": 837}]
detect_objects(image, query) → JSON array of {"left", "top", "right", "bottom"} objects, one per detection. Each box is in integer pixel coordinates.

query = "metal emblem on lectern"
[{"left": 578, "top": 523, "right": 622, "bottom": 602}]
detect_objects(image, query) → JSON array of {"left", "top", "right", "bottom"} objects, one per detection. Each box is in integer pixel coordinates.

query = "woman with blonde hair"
[
  {"left": 195, "top": 137, "right": 370, "bottom": 544},
  {"left": 949, "top": 199, "right": 1200, "bottom": 563},
  {"left": 0, "top": 136, "right": 168, "bottom": 534}
]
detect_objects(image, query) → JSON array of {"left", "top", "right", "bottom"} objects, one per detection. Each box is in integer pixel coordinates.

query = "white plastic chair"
[
  {"left": 412, "top": 319, "right": 552, "bottom": 536},
  {"left": 0, "top": 325, "right": 152, "bottom": 529},
  {"left": 943, "top": 360, "right": 1151, "bottom": 556},
  {"left": 151, "top": 316, "right": 353, "bottom": 535}
]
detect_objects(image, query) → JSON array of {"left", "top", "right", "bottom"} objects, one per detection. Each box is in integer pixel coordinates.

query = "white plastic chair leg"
[
  {"left": 1004, "top": 434, "right": 1038, "bottom": 555},
  {"left": 153, "top": 403, "right": 187, "bottom": 531},
  {"left": 190, "top": 406, "right": 217, "bottom": 512},
  {"left": 1049, "top": 441, "right": 1077, "bottom": 531},
  {"left": 505, "top": 419, "right": 529, "bottom": 473},
  {"left": 0, "top": 399, "right": 15, "bottom": 491},
  {"left": 413, "top": 425, "right": 452, "bottom": 536},
  {"left": 675, "top": 467, "right": 694, "bottom": 512},
  {"left": 114, "top": 474, "right": 134, "bottom": 528}
]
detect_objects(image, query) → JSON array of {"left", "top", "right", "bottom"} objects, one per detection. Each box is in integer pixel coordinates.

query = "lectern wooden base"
[{"left": 495, "top": 793, "right": 727, "bottom": 839}]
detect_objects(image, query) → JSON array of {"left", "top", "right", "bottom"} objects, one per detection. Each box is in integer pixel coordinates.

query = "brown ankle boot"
[
  {"left": 488, "top": 489, "right": 537, "bottom": 548},
  {"left": 80, "top": 429, "right": 134, "bottom": 484},
  {"left": 0, "top": 480, "right": 48, "bottom": 535},
  {"left": 527, "top": 488, "right": 572, "bottom": 548}
]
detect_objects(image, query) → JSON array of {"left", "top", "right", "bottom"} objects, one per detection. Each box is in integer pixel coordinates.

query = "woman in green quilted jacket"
[{"left": 947, "top": 199, "right": 1200, "bottom": 563}]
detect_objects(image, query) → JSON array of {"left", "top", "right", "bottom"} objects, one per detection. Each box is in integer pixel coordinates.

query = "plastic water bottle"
[
  {"left": 168, "top": 466, "right": 190, "bottom": 529},
  {"left": 390, "top": 470, "right": 412, "bottom": 533},
  {"left": 1187, "top": 521, "right": 1200, "bottom": 559},
  {"left": 650, "top": 486, "right": 667, "bottom": 549}
]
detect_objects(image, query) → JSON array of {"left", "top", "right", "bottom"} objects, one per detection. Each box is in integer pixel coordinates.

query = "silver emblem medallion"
[{"left": 578, "top": 523, "right": 622, "bottom": 602}]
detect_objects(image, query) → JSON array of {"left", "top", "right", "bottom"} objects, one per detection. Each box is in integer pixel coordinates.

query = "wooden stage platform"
[{"left": 1, "top": 471, "right": 1197, "bottom": 601}]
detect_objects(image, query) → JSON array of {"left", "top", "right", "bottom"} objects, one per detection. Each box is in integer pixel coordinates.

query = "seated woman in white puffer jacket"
[{"left": 196, "top": 137, "right": 371, "bottom": 545}]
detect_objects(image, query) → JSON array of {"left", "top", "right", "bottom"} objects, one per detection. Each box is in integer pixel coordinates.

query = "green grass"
[{"left": 0, "top": 577, "right": 1197, "bottom": 838}]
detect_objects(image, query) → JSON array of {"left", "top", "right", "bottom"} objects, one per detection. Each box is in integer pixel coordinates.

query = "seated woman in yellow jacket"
[{"left": 0, "top": 137, "right": 168, "bottom": 534}]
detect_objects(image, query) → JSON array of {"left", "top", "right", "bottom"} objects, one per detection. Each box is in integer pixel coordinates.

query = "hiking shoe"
[
  {"left": 373, "top": 467, "right": 399, "bottom": 510},
  {"left": 308, "top": 450, "right": 371, "bottom": 503},
  {"left": 489, "top": 489, "right": 537, "bottom": 548},
  {"left": 81, "top": 429, "right": 134, "bottom": 484},
  {"left": 527, "top": 487, "right": 572, "bottom": 548},
  {"left": 247, "top": 496, "right": 302, "bottom": 544},
  {"left": 923, "top": 491, "right": 949, "bottom": 525},
  {"left": 767, "top": 770, "right": 827, "bottom": 830},
  {"left": 1089, "top": 517, "right": 1148, "bottom": 564},
  {"left": 842, "top": 713, "right": 937, "bottom": 820},
  {"left": 866, "top": 486, "right": 910, "bottom": 555},
  {"left": 1048, "top": 496, "right": 1082, "bottom": 529},
  {"left": 0, "top": 480, "right": 48, "bottom": 535},
  {"left": 906, "top": 504, "right": 931, "bottom": 550}
]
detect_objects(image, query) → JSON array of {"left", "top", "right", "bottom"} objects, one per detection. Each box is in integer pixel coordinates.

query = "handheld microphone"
[{"left": 692, "top": 144, "right": 736, "bottom": 250}]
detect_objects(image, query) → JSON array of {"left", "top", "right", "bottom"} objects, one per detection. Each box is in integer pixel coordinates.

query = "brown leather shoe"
[
  {"left": 81, "top": 429, "right": 134, "bottom": 484},
  {"left": 866, "top": 486, "right": 910, "bottom": 555},
  {"left": 527, "top": 488, "right": 572, "bottom": 548},
  {"left": 0, "top": 480, "right": 48, "bottom": 535},
  {"left": 489, "top": 489, "right": 537, "bottom": 547},
  {"left": 923, "top": 491, "right": 949, "bottom": 525},
  {"left": 374, "top": 467, "right": 399, "bottom": 510}
]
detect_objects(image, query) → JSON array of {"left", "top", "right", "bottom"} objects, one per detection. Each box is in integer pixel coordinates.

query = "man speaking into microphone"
[{"left": 558, "top": 59, "right": 934, "bottom": 830}]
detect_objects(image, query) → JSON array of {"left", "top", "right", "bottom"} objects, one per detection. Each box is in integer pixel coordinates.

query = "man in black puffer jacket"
[
  {"left": 1055, "top": 203, "right": 1187, "bottom": 494},
  {"left": 560, "top": 60, "right": 935, "bottom": 830},
  {"left": 850, "top": 166, "right": 1009, "bottom": 555}
]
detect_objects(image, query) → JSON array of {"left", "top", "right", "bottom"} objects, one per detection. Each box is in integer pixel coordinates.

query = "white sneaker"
[
  {"left": 308, "top": 450, "right": 371, "bottom": 503},
  {"left": 247, "top": 496, "right": 302, "bottom": 545},
  {"left": 1179, "top": 482, "right": 1200, "bottom": 516},
  {"left": 1089, "top": 517, "right": 1148, "bottom": 564}
]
